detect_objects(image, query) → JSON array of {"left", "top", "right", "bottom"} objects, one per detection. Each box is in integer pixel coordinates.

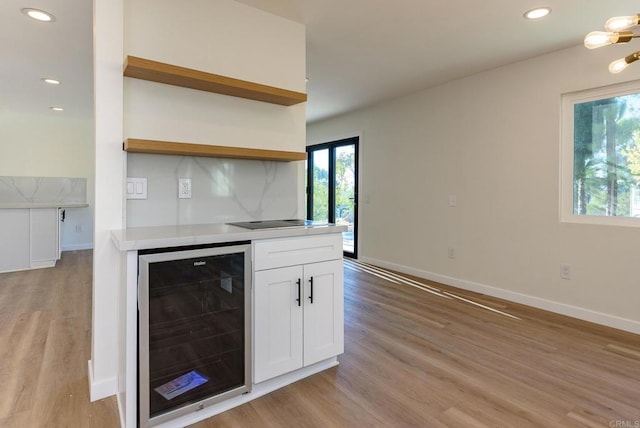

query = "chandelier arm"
[
  {"left": 626, "top": 51, "right": 640, "bottom": 62},
  {"left": 614, "top": 31, "right": 635, "bottom": 43}
]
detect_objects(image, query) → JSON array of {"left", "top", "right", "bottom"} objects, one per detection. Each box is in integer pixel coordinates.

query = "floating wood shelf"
[
  {"left": 123, "top": 56, "right": 307, "bottom": 106},
  {"left": 123, "top": 139, "right": 307, "bottom": 162}
]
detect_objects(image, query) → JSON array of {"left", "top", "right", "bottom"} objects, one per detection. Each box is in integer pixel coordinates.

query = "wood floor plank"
[
  {"left": 293, "top": 371, "right": 389, "bottom": 427},
  {"left": 606, "top": 343, "right": 640, "bottom": 360},
  {"left": 0, "top": 353, "right": 43, "bottom": 419},
  {"left": 440, "top": 406, "right": 501, "bottom": 428},
  {"left": 0, "top": 409, "right": 33, "bottom": 428},
  {"left": 0, "top": 310, "right": 50, "bottom": 370}
]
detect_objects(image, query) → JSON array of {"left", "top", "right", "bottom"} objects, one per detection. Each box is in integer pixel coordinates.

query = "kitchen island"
[{"left": 111, "top": 222, "right": 346, "bottom": 428}]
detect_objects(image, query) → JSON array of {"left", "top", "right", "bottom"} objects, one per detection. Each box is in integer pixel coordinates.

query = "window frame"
[{"left": 560, "top": 80, "right": 640, "bottom": 227}]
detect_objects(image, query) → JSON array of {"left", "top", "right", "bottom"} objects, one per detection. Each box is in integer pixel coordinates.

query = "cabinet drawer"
[{"left": 253, "top": 234, "right": 342, "bottom": 271}]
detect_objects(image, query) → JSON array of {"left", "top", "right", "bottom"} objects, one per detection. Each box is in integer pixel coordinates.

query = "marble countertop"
[
  {"left": 112, "top": 222, "right": 348, "bottom": 251},
  {"left": 0, "top": 202, "right": 89, "bottom": 209},
  {"left": 0, "top": 176, "right": 87, "bottom": 209}
]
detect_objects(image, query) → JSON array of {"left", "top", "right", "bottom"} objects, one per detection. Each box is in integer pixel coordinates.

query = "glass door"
[
  {"left": 307, "top": 137, "right": 359, "bottom": 258},
  {"left": 309, "top": 148, "right": 330, "bottom": 224},
  {"left": 138, "top": 244, "right": 252, "bottom": 426}
]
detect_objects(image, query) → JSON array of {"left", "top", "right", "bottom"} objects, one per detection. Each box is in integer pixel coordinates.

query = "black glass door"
[
  {"left": 307, "top": 137, "right": 359, "bottom": 258},
  {"left": 139, "top": 245, "right": 251, "bottom": 426}
]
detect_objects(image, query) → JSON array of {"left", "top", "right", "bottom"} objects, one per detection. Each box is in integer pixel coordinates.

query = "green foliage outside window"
[
  {"left": 573, "top": 93, "right": 640, "bottom": 217},
  {"left": 334, "top": 150, "right": 355, "bottom": 224},
  {"left": 310, "top": 150, "right": 355, "bottom": 223},
  {"left": 312, "top": 166, "right": 329, "bottom": 221}
]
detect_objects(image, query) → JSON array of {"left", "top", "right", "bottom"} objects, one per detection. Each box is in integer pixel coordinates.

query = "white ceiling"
[
  {"left": 1, "top": 0, "right": 93, "bottom": 120},
  {"left": 2, "top": 0, "right": 640, "bottom": 124}
]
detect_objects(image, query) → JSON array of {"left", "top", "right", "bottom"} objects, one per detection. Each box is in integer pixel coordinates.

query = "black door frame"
[{"left": 306, "top": 137, "right": 359, "bottom": 258}]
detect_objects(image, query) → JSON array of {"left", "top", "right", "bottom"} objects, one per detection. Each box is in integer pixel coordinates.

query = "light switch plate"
[{"left": 126, "top": 177, "right": 147, "bottom": 199}]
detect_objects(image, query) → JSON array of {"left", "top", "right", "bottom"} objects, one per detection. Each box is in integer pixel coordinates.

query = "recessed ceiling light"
[
  {"left": 50, "top": 107, "right": 64, "bottom": 112},
  {"left": 42, "top": 78, "right": 60, "bottom": 85},
  {"left": 21, "top": 8, "right": 55, "bottom": 22},
  {"left": 524, "top": 7, "right": 551, "bottom": 20}
]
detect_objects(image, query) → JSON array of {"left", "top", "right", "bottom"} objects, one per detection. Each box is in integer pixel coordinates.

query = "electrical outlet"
[
  {"left": 178, "top": 178, "right": 192, "bottom": 199},
  {"left": 75, "top": 224, "right": 82, "bottom": 233},
  {"left": 560, "top": 264, "right": 571, "bottom": 280},
  {"left": 448, "top": 247, "right": 456, "bottom": 259}
]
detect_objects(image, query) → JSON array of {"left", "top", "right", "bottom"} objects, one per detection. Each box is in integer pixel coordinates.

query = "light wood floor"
[
  {"left": 0, "top": 250, "right": 119, "bottom": 427},
  {"left": 1, "top": 251, "right": 639, "bottom": 427}
]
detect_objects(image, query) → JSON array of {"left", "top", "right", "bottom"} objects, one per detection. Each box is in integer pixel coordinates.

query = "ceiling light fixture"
[
  {"left": 585, "top": 13, "right": 640, "bottom": 73},
  {"left": 524, "top": 7, "right": 551, "bottom": 20},
  {"left": 50, "top": 107, "right": 64, "bottom": 112},
  {"left": 605, "top": 14, "right": 640, "bottom": 32},
  {"left": 21, "top": 8, "right": 55, "bottom": 22},
  {"left": 42, "top": 78, "right": 60, "bottom": 85},
  {"left": 608, "top": 52, "right": 640, "bottom": 73}
]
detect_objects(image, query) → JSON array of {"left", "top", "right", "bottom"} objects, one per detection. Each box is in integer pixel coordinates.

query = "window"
[{"left": 561, "top": 81, "right": 640, "bottom": 226}]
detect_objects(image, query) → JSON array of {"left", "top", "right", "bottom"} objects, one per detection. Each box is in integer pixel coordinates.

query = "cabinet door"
[
  {"left": 0, "top": 209, "right": 30, "bottom": 272},
  {"left": 254, "top": 265, "right": 304, "bottom": 383},
  {"left": 30, "top": 208, "right": 59, "bottom": 268},
  {"left": 303, "top": 259, "right": 344, "bottom": 366}
]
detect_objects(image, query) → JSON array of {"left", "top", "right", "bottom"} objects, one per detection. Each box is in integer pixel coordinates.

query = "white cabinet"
[
  {"left": 0, "top": 208, "right": 61, "bottom": 273},
  {"left": 0, "top": 209, "right": 30, "bottom": 272},
  {"left": 253, "top": 234, "right": 344, "bottom": 383},
  {"left": 30, "top": 208, "right": 60, "bottom": 268}
]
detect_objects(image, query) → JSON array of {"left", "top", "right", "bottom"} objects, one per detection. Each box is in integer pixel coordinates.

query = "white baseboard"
[
  {"left": 30, "top": 260, "right": 56, "bottom": 269},
  {"left": 88, "top": 359, "right": 118, "bottom": 402},
  {"left": 62, "top": 242, "right": 94, "bottom": 251},
  {"left": 117, "top": 392, "right": 126, "bottom": 428},
  {"left": 359, "top": 256, "right": 640, "bottom": 335}
]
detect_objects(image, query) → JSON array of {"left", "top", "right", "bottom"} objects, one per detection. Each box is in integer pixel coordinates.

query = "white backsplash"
[
  {"left": 126, "top": 154, "right": 301, "bottom": 227},
  {"left": 0, "top": 176, "right": 87, "bottom": 207}
]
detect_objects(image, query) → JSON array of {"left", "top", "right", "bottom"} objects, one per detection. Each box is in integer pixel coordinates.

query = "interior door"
[{"left": 306, "top": 137, "right": 359, "bottom": 258}]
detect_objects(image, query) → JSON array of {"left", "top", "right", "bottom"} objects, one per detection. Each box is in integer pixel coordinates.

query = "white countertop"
[
  {"left": 111, "top": 222, "right": 348, "bottom": 251},
  {"left": 0, "top": 203, "right": 89, "bottom": 209}
]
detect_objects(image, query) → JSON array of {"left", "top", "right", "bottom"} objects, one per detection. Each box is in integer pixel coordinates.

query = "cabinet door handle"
[
  {"left": 308, "top": 277, "right": 314, "bottom": 304},
  {"left": 296, "top": 278, "right": 301, "bottom": 307}
]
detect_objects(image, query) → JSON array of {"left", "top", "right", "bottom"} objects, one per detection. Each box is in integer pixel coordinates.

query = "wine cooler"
[{"left": 138, "top": 243, "right": 251, "bottom": 427}]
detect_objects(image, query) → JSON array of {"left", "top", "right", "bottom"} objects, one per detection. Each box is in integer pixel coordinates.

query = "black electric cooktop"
[{"left": 227, "top": 219, "right": 312, "bottom": 229}]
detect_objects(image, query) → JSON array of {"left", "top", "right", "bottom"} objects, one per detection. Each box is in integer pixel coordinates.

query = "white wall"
[
  {"left": 0, "top": 111, "right": 94, "bottom": 249},
  {"left": 90, "top": 0, "right": 124, "bottom": 401},
  {"left": 123, "top": 0, "right": 306, "bottom": 153},
  {"left": 123, "top": 0, "right": 307, "bottom": 228},
  {"left": 308, "top": 44, "right": 640, "bottom": 332}
]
